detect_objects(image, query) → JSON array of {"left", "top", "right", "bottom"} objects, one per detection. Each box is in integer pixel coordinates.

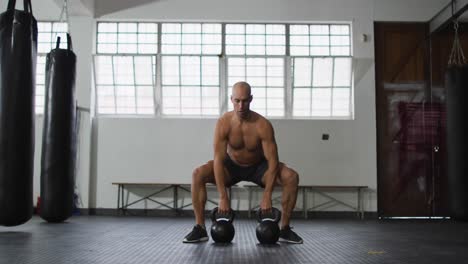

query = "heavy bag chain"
[
  {"left": 58, "top": 0, "right": 69, "bottom": 26},
  {"left": 448, "top": 21, "right": 466, "bottom": 66}
]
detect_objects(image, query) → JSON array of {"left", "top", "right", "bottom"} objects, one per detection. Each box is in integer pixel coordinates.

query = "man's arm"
[
  {"left": 213, "top": 117, "right": 230, "bottom": 213},
  {"left": 260, "top": 120, "right": 279, "bottom": 211}
]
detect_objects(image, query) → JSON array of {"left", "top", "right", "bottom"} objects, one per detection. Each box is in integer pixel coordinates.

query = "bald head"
[
  {"left": 231, "top": 81, "right": 253, "bottom": 119},
  {"left": 232, "top": 81, "right": 251, "bottom": 96}
]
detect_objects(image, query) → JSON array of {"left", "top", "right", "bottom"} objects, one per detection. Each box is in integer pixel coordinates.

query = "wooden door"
[{"left": 375, "top": 22, "right": 441, "bottom": 217}]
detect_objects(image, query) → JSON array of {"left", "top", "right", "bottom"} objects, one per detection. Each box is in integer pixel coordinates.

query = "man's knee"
[
  {"left": 283, "top": 169, "right": 299, "bottom": 186},
  {"left": 192, "top": 167, "right": 205, "bottom": 185}
]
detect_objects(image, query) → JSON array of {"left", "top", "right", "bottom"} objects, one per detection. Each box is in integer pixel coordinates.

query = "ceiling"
[{"left": 54, "top": 0, "right": 468, "bottom": 21}]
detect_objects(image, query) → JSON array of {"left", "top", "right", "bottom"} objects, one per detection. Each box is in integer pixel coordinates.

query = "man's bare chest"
[{"left": 228, "top": 126, "right": 261, "bottom": 151}]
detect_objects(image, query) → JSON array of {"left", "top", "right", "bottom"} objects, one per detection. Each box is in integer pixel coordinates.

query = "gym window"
[
  {"left": 292, "top": 57, "right": 352, "bottom": 117},
  {"left": 94, "top": 55, "right": 156, "bottom": 115},
  {"left": 225, "top": 24, "right": 286, "bottom": 55},
  {"left": 36, "top": 21, "right": 68, "bottom": 114},
  {"left": 97, "top": 22, "right": 158, "bottom": 54},
  {"left": 161, "top": 56, "right": 219, "bottom": 115},
  {"left": 290, "top": 24, "right": 351, "bottom": 56},
  {"left": 95, "top": 22, "right": 353, "bottom": 119},
  {"left": 227, "top": 57, "right": 284, "bottom": 117},
  {"left": 161, "top": 23, "right": 221, "bottom": 55},
  {"left": 158, "top": 23, "right": 221, "bottom": 115}
]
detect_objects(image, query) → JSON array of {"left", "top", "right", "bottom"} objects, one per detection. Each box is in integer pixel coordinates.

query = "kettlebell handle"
[
  {"left": 256, "top": 207, "right": 281, "bottom": 223},
  {"left": 211, "top": 207, "right": 235, "bottom": 223}
]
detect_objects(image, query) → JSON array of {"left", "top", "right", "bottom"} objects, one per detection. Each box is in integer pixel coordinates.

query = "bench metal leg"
[
  {"left": 248, "top": 188, "right": 252, "bottom": 219},
  {"left": 121, "top": 184, "right": 125, "bottom": 215},
  {"left": 303, "top": 187, "right": 307, "bottom": 219},
  {"left": 174, "top": 185, "right": 178, "bottom": 215},
  {"left": 358, "top": 188, "right": 363, "bottom": 219},
  {"left": 117, "top": 184, "right": 121, "bottom": 214}
]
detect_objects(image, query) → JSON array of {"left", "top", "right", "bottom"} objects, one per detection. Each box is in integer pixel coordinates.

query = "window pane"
[
  {"left": 293, "top": 56, "right": 352, "bottom": 118},
  {"left": 290, "top": 46, "right": 309, "bottom": 56},
  {"left": 227, "top": 57, "right": 284, "bottom": 116},
  {"left": 202, "top": 86, "right": 219, "bottom": 97},
  {"left": 311, "top": 88, "right": 331, "bottom": 116},
  {"left": 162, "top": 56, "right": 180, "bottom": 85},
  {"left": 226, "top": 24, "right": 245, "bottom": 34},
  {"left": 226, "top": 23, "right": 285, "bottom": 55},
  {"left": 98, "top": 23, "right": 117, "bottom": 32},
  {"left": 118, "top": 43, "right": 137, "bottom": 53},
  {"left": 290, "top": 25, "right": 309, "bottom": 35},
  {"left": 139, "top": 23, "right": 157, "bottom": 33},
  {"left": 113, "top": 57, "right": 134, "bottom": 84},
  {"left": 97, "top": 22, "right": 158, "bottom": 54},
  {"left": 334, "top": 58, "right": 352, "bottom": 86},
  {"left": 119, "top": 23, "right": 137, "bottom": 32},
  {"left": 313, "top": 58, "right": 333, "bottom": 87},
  {"left": 163, "top": 86, "right": 180, "bottom": 97},
  {"left": 332, "top": 88, "right": 350, "bottom": 116},
  {"left": 202, "top": 57, "right": 219, "bottom": 85},
  {"left": 310, "top": 46, "right": 329, "bottom": 56},
  {"left": 310, "top": 25, "right": 329, "bottom": 35},
  {"left": 331, "top": 46, "right": 350, "bottom": 56},
  {"left": 181, "top": 57, "right": 200, "bottom": 85},
  {"left": 162, "top": 23, "right": 221, "bottom": 55},
  {"left": 37, "top": 22, "right": 68, "bottom": 54},
  {"left": 330, "top": 25, "right": 349, "bottom": 35},
  {"left": 183, "top": 23, "right": 202, "bottom": 34},
  {"left": 162, "top": 55, "right": 219, "bottom": 116},
  {"left": 134, "top": 57, "right": 154, "bottom": 85},
  {"left": 330, "top": 35, "right": 349, "bottom": 46},
  {"left": 290, "top": 23, "right": 351, "bottom": 57},
  {"left": 95, "top": 56, "right": 113, "bottom": 85},
  {"left": 293, "top": 58, "right": 312, "bottom": 87},
  {"left": 293, "top": 88, "right": 311, "bottom": 117},
  {"left": 94, "top": 55, "right": 155, "bottom": 115},
  {"left": 290, "top": 25, "right": 309, "bottom": 56}
]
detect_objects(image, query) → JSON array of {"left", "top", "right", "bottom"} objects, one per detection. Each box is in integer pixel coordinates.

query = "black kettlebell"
[
  {"left": 256, "top": 207, "right": 281, "bottom": 244},
  {"left": 210, "top": 207, "right": 235, "bottom": 243}
]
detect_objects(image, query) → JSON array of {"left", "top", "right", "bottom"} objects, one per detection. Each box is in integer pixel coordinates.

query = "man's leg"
[
  {"left": 276, "top": 163, "right": 303, "bottom": 244},
  {"left": 191, "top": 161, "right": 215, "bottom": 226},
  {"left": 276, "top": 163, "right": 299, "bottom": 228},
  {"left": 184, "top": 161, "right": 232, "bottom": 243}
]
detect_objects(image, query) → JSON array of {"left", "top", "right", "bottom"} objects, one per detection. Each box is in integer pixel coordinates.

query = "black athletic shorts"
[{"left": 224, "top": 155, "right": 268, "bottom": 188}]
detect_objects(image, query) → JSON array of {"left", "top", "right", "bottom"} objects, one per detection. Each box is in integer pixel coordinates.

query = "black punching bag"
[
  {"left": 0, "top": 0, "right": 37, "bottom": 226},
  {"left": 446, "top": 65, "right": 468, "bottom": 220},
  {"left": 40, "top": 34, "right": 76, "bottom": 223}
]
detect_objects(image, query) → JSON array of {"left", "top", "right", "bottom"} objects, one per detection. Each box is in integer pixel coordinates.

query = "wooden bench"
[
  {"left": 112, "top": 183, "right": 367, "bottom": 218},
  {"left": 244, "top": 185, "right": 368, "bottom": 219},
  {"left": 111, "top": 182, "right": 235, "bottom": 215}
]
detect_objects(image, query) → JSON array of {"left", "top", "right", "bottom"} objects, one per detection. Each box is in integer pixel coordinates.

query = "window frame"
[
  {"left": 95, "top": 21, "right": 353, "bottom": 120},
  {"left": 93, "top": 54, "right": 157, "bottom": 116}
]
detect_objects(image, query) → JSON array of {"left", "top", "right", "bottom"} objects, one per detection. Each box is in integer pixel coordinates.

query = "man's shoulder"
[
  {"left": 252, "top": 111, "right": 271, "bottom": 126},
  {"left": 219, "top": 111, "right": 234, "bottom": 122},
  {"left": 216, "top": 112, "right": 234, "bottom": 131}
]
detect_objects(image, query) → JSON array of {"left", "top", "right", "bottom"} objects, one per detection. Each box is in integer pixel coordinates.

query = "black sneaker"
[
  {"left": 183, "top": 225, "right": 209, "bottom": 243},
  {"left": 279, "top": 226, "right": 303, "bottom": 244}
]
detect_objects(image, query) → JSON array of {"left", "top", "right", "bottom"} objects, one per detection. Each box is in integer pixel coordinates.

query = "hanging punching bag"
[
  {"left": 445, "top": 20, "right": 468, "bottom": 221},
  {"left": 40, "top": 34, "right": 77, "bottom": 223},
  {"left": 446, "top": 64, "right": 468, "bottom": 221},
  {"left": 0, "top": 0, "right": 37, "bottom": 226}
]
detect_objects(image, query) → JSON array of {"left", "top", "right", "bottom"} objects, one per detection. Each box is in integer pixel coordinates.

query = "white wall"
[
  {"left": 92, "top": 0, "right": 448, "bottom": 212},
  {"left": 0, "top": 0, "right": 449, "bottom": 213}
]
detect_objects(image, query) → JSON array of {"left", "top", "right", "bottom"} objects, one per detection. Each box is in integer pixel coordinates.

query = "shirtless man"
[{"left": 183, "top": 81, "right": 303, "bottom": 244}]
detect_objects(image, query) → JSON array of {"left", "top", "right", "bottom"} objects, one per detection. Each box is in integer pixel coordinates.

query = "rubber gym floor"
[{"left": 1, "top": 215, "right": 468, "bottom": 264}]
